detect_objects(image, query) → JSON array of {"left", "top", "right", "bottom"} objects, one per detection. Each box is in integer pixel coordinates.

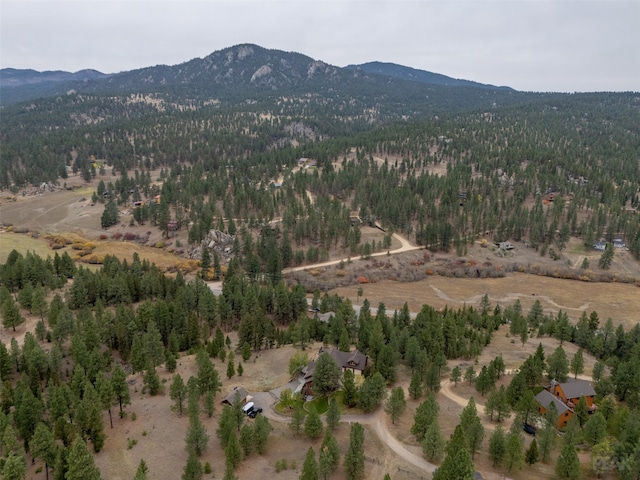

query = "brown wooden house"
[{"left": 535, "top": 379, "right": 596, "bottom": 428}]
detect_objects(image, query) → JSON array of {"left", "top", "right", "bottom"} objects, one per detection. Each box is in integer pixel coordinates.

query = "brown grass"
[{"left": 333, "top": 272, "right": 640, "bottom": 329}]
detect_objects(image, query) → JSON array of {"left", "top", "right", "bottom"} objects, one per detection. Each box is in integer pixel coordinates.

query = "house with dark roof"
[
  {"left": 535, "top": 378, "right": 596, "bottom": 428},
  {"left": 297, "top": 347, "right": 369, "bottom": 397}
]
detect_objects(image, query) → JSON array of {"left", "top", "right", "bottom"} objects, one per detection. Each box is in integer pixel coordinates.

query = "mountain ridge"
[{"left": 0, "top": 43, "right": 512, "bottom": 105}]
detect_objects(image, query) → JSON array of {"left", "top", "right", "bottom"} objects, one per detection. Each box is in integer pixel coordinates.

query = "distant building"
[
  {"left": 593, "top": 240, "right": 606, "bottom": 252},
  {"left": 613, "top": 238, "right": 626, "bottom": 248}
]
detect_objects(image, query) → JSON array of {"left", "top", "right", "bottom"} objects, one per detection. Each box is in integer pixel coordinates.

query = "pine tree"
[
  {"left": 66, "top": 437, "right": 102, "bottom": 480},
  {"left": 422, "top": 420, "right": 445, "bottom": 462},
  {"left": 411, "top": 394, "right": 439, "bottom": 441},
  {"left": 111, "top": 365, "right": 130, "bottom": 415},
  {"left": 384, "top": 386, "right": 406, "bottom": 424},
  {"left": 570, "top": 348, "right": 585, "bottom": 379},
  {"left": 525, "top": 438, "right": 539, "bottom": 465},
  {"left": 460, "top": 397, "right": 484, "bottom": 459},
  {"left": 488, "top": 425, "right": 506, "bottom": 467},
  {"left": 185, "top": 412, "right": 209, "bottom": 457},
  {"left": 433, "top": 425, "right": 475, "bottom": 480},
  {"left": 408, "top": 371, "right": 423, "bottom": 400},
  {"left": 170, "top": 374, "right": 187, "bottom": 415},
  {"left": 504, "top": 432, "right": 524, "bottom": 473},
  {"left": 133, "top": 459, "right": 149, "bottom": 480},
  {"left": 342, "top": 369, "right": 358, "bottom": 407},
  {"left": 344, "top": 422, "right": 365, "bottom": 480},
  {"left": 319, "top": 430, "right": 340, "bottom": 480},
  {"left": 224, "top": 431, "right": 242, "bottom": 471},
  {"left": 252, "top": 415, "right": 271, "bottom": 454},
  {"left": 289, "top": 403, "right": 305, "bottom": 435},
  {"left": 2, "top": 453, "right": 27, "bottom": 480},
  {"left": 239, "top": 424, "right": 254, "bottom": 457},
  {"left": 182, "top": 452, "right": 203, "bottom": 480},
  {"left": 31, "top": 423, "right": 57, "bottom": 480},
  {"left": 450, "top": 366, "right": 462, "bottom": 386},
  {"left": 304, "top": 410, "right": 323, "bottom": 441},
  {"left": 2, "top": 295, "right": 25, "bottom": 332},
  {"left": 326, "top": 398, "right": 341, "bottom": 430},
  {"left": 555, "top": 442, "right": 581, "bottom": 480},
  {"left": 301, "top": 447, "right": 319, "bottom": 480}
]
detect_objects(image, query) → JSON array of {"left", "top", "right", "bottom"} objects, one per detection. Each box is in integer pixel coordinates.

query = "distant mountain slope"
[
  {"left": 0, "top": 68, "right": 111, "bottom": 104},
  {"left": 346, "top": 61, "right": 512, "bottom": 90}
]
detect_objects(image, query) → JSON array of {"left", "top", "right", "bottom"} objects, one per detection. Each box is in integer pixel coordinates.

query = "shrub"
[{"left": 112, "top": 232, "right": 123, "bottom": 240}]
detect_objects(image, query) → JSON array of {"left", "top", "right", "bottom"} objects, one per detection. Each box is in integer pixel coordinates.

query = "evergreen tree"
[
  {"left": 224, "top": 431, "right": 242, "bottom": 471},
  {"left": 504, "top": 432, "right": 524, "bottom": 473},
  {"left": 525, "top": 438, "right": 539, "bottom": 465},
  {"left": 111, "top": 365, "right": 130, "bottom": 414},
  {"left": 252, "top": 415, "right": 271, "bottom": 454},
  {"left": 170, "top": 374, "right": 187, "bottom": 415},
  {"left": 289, "top": 403, "right": 306, "bottom": 435},
  {"left": 342, "top": 369, "right": 358, "bottom": 408},
  {"left": 185, "top": 412, "right": 209, "bottom": 457},
  {"left": 300, "top": 447, "right": 319, "bottom": 480},
  {"left": 344, "top": 422, "right": 365, "bottom": 480},
  {"left": 570, "top": 348, "right": 585, "bottom": 379},
  {"left": 584, "top": 411, "right": 607, "bottom": 446},
  {"left": 100, "top": 199, "right": 119, "bottom": 229},
  {"left": 384, "top": 386, "right": 406, "bottom": 424},
  {"left": 460, "top": 397, "right": 484, "bottom": 459},
  {"left": 31, "top": 422, "right": 57, "bottom": 480},
  {"left": 598, "top": 242, "right": 614, "bottom": 269},
  {"left": 319, "top": 430, "right": 340, "bottom": 480},
  {"left": 239, "top": 424, "right": 254, "bottom": 457},
  {"left": 133, "top": 459, "right": 149, "bottom": 480},
  {"left": 555, "top": 442, "right": 581, "bottom": 480},
  {"left": 433, "top": 425, "right": 475, "bottom": 480},
  {"left": 546, "top": 345, "right": 569, "bottom": 382},
  {"left": 408, "top": 371, "right": 423, "bottom": 400},
  {"left": 313, "top": 352, "right": 341, "bottom": 397},
  {"left": 412, "top": 394, "right": 439, "bottom": 441},
  {"left": 422, "top": 420, "right": 445, "bottom": 462},
  {"left": 357, "top": 372, "right": 386, "bottom": 412},
  {"left": 2, "top": 453, "right": 27, "bottom": 480},
  {"left": 182, "top": 453, "right": 203, "bottom": 480},
  {"left": 488, "top": 425, "right": 506, "bottom": 467},
  {"left": 304, "top": 410, "right": 323, "bottom": 441},
  {"left": 450, "top": 366, "right": 461, "bottom": 386},
  {"left": 66, "top": 437, "right": 102, "bottom": 480},
  {"left": 2, "top": 295, "right": 25, "bottom": 332},
  {"left": 538, "top": 422, "right": 556, "bottom": 463},
  {"left": 325, "top": 398, "right": 341, "bottom": 430}
]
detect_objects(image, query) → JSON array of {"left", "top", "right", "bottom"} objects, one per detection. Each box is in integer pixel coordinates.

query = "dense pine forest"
[{"left": 1, "top": 44, "right": 639, "bottom": 479}]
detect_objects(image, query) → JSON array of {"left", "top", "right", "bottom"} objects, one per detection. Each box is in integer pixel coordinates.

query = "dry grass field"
[{"left": 333, "top": 272, "right": 640, "bottom": 329}]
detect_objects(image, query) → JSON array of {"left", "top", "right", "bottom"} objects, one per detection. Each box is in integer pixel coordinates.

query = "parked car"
[
  {"left": 249, "top": 407, "right": 263, "bottom": 418},
  {"left": 242, "top": 402, "right": 255, "bottom": 415},
  {"left": 523, "top": 423, "right": 536, "bottom": 435}
]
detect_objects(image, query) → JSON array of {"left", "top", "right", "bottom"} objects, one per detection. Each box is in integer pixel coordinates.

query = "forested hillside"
[{"left": 1, "top": 46, "right": 639, "bottom": 266}]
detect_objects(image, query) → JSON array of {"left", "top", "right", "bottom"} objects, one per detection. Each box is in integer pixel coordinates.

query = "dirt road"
[{"left": 284, "top": 232, "right": 422, "bottom": 273}]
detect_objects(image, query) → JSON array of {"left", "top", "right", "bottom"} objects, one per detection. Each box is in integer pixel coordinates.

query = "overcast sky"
[{"left": 1, "top": 0, "right": 638, "bottom": 92}]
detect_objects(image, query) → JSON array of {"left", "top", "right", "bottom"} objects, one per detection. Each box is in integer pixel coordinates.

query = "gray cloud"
[{"left": 1, "top": 0, "right": 638, "bottom": 92}]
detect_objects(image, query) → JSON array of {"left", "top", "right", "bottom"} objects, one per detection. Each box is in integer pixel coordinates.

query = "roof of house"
[
  {"left": 555, "top": 379, "right": 596, "bottom": 399},
  {"left": 535, "top": 389, "right": 572, "bottom": 416},
  {"left": 326, "top": 347, "right": 368, "bottom": 371},
  {"left": 221, "top": 386, "right": 249, "bottom": 404}
]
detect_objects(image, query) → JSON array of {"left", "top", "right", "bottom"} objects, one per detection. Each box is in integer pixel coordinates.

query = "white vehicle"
[{"left": 242, "top": 402, "right": 255, "bottom": 414}]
